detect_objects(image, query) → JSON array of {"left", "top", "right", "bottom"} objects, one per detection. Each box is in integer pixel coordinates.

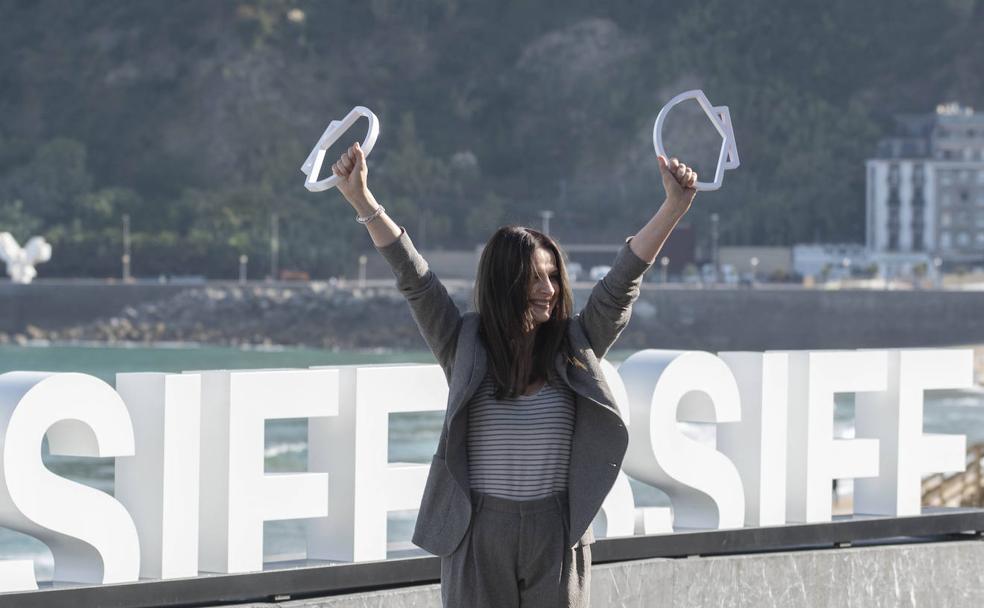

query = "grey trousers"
[{"left": 440, "top": 490, "right": 591, "bottom": 607}]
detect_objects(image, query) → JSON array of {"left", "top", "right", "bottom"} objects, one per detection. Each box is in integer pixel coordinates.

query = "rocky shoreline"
[
  {"left": 0, "top": 284, "right": 469, "bottom": 351},
  {"left": 2, "top": 283, "right": 982, "bottom": 385}
]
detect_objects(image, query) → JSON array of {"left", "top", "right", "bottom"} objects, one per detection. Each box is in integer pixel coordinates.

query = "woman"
[{"left": 330, "top": 141, "right": 697, "bottom": 607}]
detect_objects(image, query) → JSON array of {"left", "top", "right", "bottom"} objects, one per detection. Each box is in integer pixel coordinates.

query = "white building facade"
[{"left": 866, "top": 103, "right": 984, "bottom": 273}]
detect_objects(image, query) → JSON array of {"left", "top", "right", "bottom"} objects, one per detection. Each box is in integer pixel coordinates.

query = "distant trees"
[{"left": 0, "top": 0, "right": 981, "bottom": 278}]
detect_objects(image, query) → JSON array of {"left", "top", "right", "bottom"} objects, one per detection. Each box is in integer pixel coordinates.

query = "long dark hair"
[{"left": 474, "top": 226, "right": 574, "bottom": 398}]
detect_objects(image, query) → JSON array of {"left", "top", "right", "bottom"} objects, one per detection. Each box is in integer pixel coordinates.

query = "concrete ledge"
[{"left": 219, "top": 540, "right": 984, "bottom": 608}]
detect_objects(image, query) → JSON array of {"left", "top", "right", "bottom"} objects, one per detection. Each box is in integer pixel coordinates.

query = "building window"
[
  {"left": 942, "top": 192, "right": 953, "bottom": 206},
  {"left": 941, "top": 232, "right": 952, "bottom": 250},
  {"left": 958, "top": 232, "right": 970, "bottom": 247},
  {"left": 977, "top": 171, "right": 984, "bottom": 185},
  {"left": 941, "top": 171, "right": 954, "bottom": 185},
  {"left": 887, "top": 163, "right": 901, "bottom": 251},
  {"left": 977, "top": 233, "right": 984, "bottom": 246},
  {"left": 961, "top": 190, "right": 970, "bottom": 203},
  {"left": 962, "top": 170, "right": 973, "bottom": 183},
  {"left": 941, "top": 212, "right": 952, "bottom": 227},
  {"left": 911, "top": 166, "right": 925, "bottom": 251}
]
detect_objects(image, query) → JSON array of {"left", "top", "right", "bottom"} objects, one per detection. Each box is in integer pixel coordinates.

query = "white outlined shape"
[
  {"left": 0, "top": 233, "right": 52, "bottom": 284},
  {"left": 653, "top": 90, "right": 739, "bottom": 191},
  {"left": 301, "top": 106, "right": 379, "bottom": 192}
]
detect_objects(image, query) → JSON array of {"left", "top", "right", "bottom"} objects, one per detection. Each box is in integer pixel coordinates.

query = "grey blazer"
[{"left": 377, "top": 229, "right": 651, "bottom": 557}]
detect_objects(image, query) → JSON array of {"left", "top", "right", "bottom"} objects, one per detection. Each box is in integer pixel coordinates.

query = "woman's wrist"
[
  {"left": 348, "top": 188, "right": 377, "bottom": 216},
  {"left": 660, "top": 197, "right": 690, "bottom": 220}
]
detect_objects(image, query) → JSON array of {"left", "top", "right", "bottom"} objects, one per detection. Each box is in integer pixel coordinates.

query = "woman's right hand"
[
  {"left": 331, "top": 142, "right": 370, "bottom": 208},
  {"left": 330, "top": 141, "right": 401, "bottom": 247}
]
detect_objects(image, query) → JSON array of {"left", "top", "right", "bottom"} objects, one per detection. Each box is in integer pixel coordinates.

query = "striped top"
[{"left": 466, "top": 371, "right": 577, "bottom": 501}]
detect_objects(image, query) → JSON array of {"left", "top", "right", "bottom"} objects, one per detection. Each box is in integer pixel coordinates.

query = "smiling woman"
[
  {"left": 326, "top": 140, "right": 697, "bottom": 607},
  {"left": 474, "top": 226, "right": 573, "bottom": 399}
]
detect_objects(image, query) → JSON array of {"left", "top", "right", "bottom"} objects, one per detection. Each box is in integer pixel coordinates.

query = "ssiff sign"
[{"left": 0, "top": 348, "right": 974, "bottom": 591}]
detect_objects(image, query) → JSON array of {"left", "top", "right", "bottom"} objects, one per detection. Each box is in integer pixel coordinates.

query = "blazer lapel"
[
  {"left": 557, "top": 335, "right": 619, "bottom": 414},
  {"left": 447, "top": 318, "right": 486, "bottom": 426}
]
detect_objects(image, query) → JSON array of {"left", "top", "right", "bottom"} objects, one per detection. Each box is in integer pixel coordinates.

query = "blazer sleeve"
[
  {"left": 576, "top": 237, "right": 652, "bottom": 359},
  {"left": 376, "top": 228, "right": 463, "bottom": 375}
]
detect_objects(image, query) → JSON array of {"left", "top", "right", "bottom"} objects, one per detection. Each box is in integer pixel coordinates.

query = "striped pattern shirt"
[{"left": 466, "top": 371, "right": 576, "bottom": 501}]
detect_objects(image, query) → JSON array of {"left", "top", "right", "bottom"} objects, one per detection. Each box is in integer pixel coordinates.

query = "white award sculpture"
[
  {"left": 0, "top": 233, "right": 52, "bottom": 284},
  {"left": 653, "top": 89, "right": 739, "bottom": 191},
  {"left": 300, "top": 106, "right": 379, "bottom": 192}
]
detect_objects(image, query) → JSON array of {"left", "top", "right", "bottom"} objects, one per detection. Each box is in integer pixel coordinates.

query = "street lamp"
[
  {"left": 270, "top": 212, "right": 280, "bottom": 282},
  {"left": 710, "top": 213, "right": 720, "bottom": 283},
  {"left": 239, "top": 255, "right": 248, "bottom": 285},
  {"left": 750, "top": 256, "right": 759, "bottom": 285},
  {"left": 660, "top": 256, "right": 670, "bottom": 283},
  {"left": 121, "top": 214, "right": 131, "bottom": 282},
  {"left": 358, "top": 254, "right": 368, "bottom": 289},
  {"left": 539, "top": 210, "right": 554, "bottom": 236}
]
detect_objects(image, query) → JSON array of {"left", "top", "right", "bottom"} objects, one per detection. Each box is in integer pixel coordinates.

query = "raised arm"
[
  {"left": 578, "top": 156, "right": 698, "bottom": 357},
  {"left": 331, "top": 142, "right": 402, "bottom": 248},
  {"left": 627, "top": 156, "right": 698, "bottom": 264},
  {"left": 331, "top": 142, "right": 462, "bottom": 374}
]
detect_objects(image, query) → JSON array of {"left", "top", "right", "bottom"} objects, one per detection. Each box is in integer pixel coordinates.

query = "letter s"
[
  {"left": 0, "top": 372, "right": 140, "bottom": 585},
  {"left": 619, "top": 350, "right": 745, "bottom": 529}
]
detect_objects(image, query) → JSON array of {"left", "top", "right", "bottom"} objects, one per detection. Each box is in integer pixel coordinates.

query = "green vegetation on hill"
[{"left": 0, "top": 0, "right": 981, "bottom": 278}]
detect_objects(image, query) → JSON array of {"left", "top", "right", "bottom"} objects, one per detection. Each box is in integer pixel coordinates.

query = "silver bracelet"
[{"left": 355, "top": 204, "right": 385, "bottom": 224}]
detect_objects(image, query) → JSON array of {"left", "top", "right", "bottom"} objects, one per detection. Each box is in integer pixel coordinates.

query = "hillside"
[{"left": 1, "top": 0, "right": 982, "bottom": 278}]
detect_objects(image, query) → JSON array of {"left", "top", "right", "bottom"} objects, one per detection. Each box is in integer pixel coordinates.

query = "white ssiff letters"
[{"left": 0, "top": 348, "right": 974, "bottom": 590}]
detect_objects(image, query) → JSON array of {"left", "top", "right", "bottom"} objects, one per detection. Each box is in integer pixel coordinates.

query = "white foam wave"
[{"left": 265, "top": 442, "right": 307, "bottom": 458}]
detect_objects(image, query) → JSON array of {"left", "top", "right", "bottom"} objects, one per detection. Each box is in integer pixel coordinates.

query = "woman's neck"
[{"left": 522, "top": 377, "right": 546, "bottom": 396}]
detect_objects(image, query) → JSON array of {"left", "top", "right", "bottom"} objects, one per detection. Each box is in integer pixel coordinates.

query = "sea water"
[{"left": 1, "top": 343, "right": 983, "bottom": 579}]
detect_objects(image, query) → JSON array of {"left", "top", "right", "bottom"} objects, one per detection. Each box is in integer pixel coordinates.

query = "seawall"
[
  {"left": 211, "top": 540, "right": 984, "bottom": 608},
  {"left": 2, "top": 281, "right": 984, "bottom": 352}
]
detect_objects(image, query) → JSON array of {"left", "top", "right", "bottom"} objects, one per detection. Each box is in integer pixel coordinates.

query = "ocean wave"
[{"left": 265, "top": 442, "right": 307, "bottom": 458}]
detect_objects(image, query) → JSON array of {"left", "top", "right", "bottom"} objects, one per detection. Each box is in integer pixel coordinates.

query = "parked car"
[
  {"left": 700, "top": 263, "right": 739, "bottom": 285},
  {"left": 589, "top": 265, "right": 612, "bottom": 281},
  {"left": 566, "top": 262, "right": 583, "bottom": 282},
  {"left": 279, "top": 269, "right": 310, "bottom": 281}
]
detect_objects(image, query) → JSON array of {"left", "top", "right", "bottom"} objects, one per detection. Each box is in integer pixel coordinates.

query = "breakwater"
[{"left": 2, "top": 281, "right": 984, "bottom": 353}]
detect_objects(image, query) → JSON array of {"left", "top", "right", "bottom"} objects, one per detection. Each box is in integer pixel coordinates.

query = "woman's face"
[{"left": 527, "top": 246, "right": 560, "bottom": 328}]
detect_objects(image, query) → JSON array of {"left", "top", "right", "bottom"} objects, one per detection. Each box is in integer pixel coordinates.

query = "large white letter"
[
  {"left": 595, "top": 359, "right": 671, "bottom": 536},
  {"left": 197, "top": 369, "right": 338, "bottom": 573},
  {"left": 307, "top": 364, "right": 447, "bottom": 562},
  {"left": 717, "top": 351, "right": 789, "bottom": 526},
  {"left": 0, "top": 372, "right": 139, "bottom": 584},
  {"left": 786, "top": 351, "right": 884, "bottom": 523},
  {"left": 854, "top": 349, "right": 972, "bottom": 516},
  {"left": 593, "top": 471, "right": 640, "bottom": 538},
  {"left": 0, "top": 560, "right": 36, "bottom": 592},
  {"left": 115, "top": 373, "right": 201, "bottom": 579},
  {"left": 619, "top": 350, "right": 745, "bottom": 529}
]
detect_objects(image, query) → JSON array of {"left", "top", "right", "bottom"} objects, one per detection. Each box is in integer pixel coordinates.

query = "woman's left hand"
[
  {"left": 658, "top": 155, "right": 698, "bottom": 216},
  {"left": 627, "top": 156, "right": 699, "bottom": 264}
]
